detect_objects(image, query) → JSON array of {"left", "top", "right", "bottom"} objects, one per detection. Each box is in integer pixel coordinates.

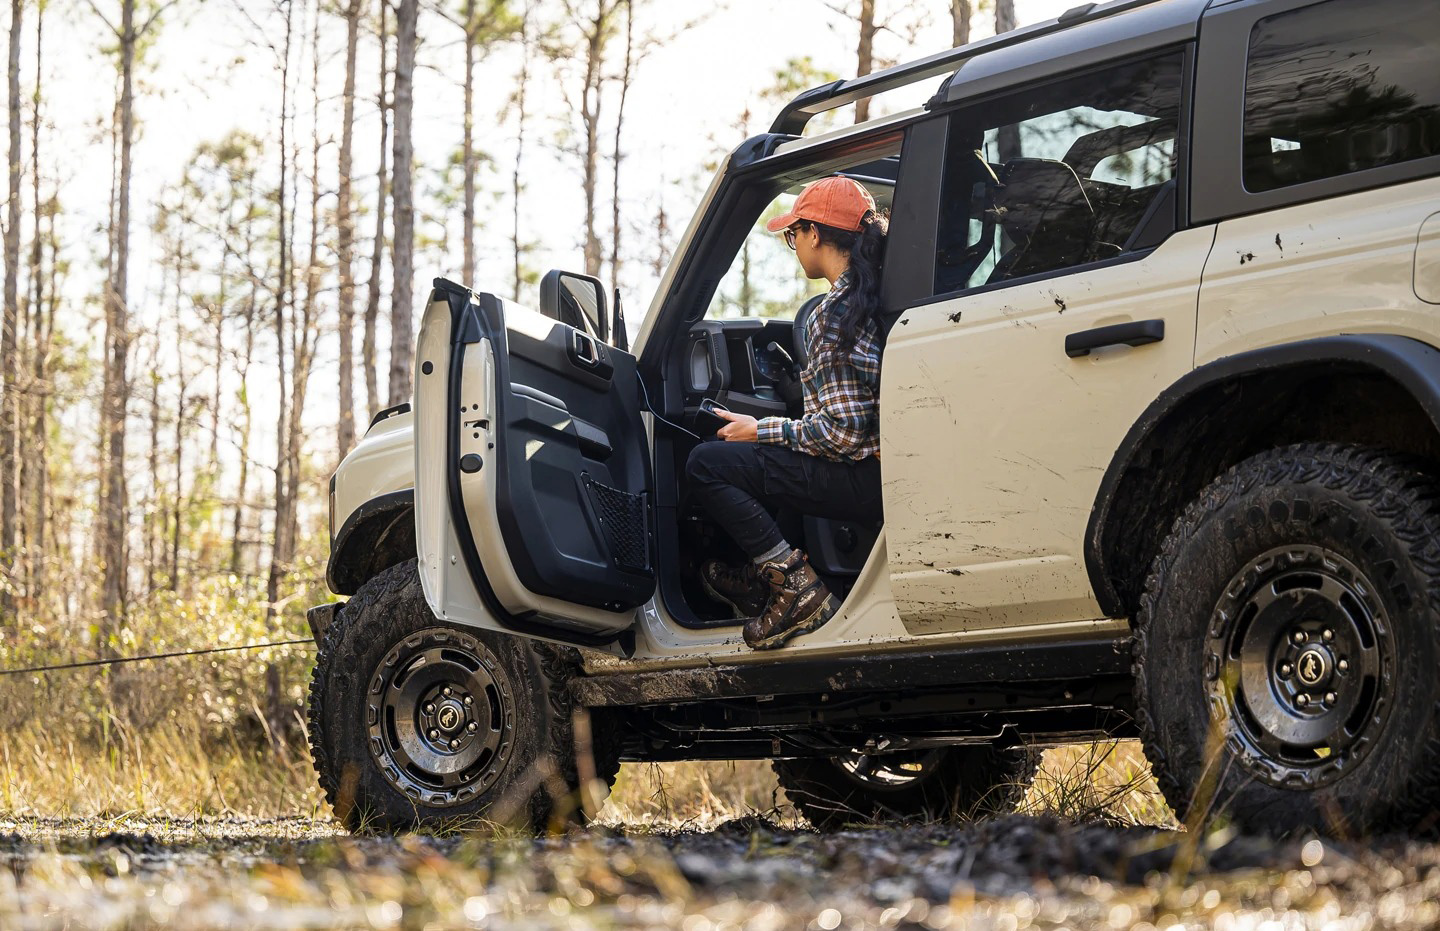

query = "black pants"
[{"left": 685, "top": 440, "right": 883, "bottom": 560}]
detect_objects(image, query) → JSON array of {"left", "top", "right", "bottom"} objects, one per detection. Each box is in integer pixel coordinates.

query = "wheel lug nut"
[
  {"left": 1338, "top": 659, "right": 1349, "bottom": 672},
  {"left": 467, "top": 722, "right": 477, "bottom": 732},
  {"left": 1279, "top": 662, "right": 1293, "bottom": 677},
  {"left": 424, "top": 703, "right": 435, "bottom": 713},
  {"left": 1325, "top": 692, "right": 1337, "bottom": 704},
  {"left": 1292, "top": 631, "right": 1307, "bottom": 644},
  {"left": 464, "top": 696, "right": 473, "bottom": 705},
  {"left": 1296, "top": 694, "right": 1310, "bottom": 706},
  {"left": 443, "top": 687, "right": 453, "bottom": 696},
  {"left": 429, "top": 729, "right": 439, "bottom": 739},
  {"left": 1322, "top": 629, "right": 1334, "bottom": 642},
  {"left": 449, "top": 739, "right": 459, "bottom": 749}
]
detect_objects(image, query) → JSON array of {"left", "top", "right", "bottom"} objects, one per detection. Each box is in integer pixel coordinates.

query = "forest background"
[{"left": 0, "top": 0, "right": 1081, "bottom": 818}]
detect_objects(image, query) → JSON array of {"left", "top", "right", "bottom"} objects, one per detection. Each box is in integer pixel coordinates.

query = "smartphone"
[{"left": 697, "top": 398, "right": 730, "bottom": 433}]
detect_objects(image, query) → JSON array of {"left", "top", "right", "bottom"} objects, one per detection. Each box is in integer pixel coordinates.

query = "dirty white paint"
[
  {"left": 1198, "top": 177, "right": 1440, "bottom": 362},
  {"left": 879, "top": 226, "right": 1217, "bottom": 635}
]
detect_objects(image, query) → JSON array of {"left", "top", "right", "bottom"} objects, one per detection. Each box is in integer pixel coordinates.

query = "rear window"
[{"left": 1243, "top": 0, "right": 1440, "bottom": 193}]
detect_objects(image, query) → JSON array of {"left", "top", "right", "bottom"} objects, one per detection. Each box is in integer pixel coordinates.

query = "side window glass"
[
  {"left": 934, "top": 53, "right": 1183, "bottom": 296},
  {"left": 1244, "top": 0, "right": 1440, "bottom": 193}
]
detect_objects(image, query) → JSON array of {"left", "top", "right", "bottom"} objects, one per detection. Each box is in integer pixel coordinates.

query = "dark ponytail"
[{"left": 808, "top": 208, "right": 889, "bottom": 353}]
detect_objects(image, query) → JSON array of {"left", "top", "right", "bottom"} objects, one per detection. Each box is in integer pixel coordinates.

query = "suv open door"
[{"left": 413, "top": 278, "right": 653, "bottom": 647}]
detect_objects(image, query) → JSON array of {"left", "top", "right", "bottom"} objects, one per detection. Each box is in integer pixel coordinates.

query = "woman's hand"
[{"left": 715, "top": 409, "right": 759, "bottom": 443}]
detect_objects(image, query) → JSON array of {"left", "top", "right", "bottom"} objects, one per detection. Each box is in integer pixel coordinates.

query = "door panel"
[
  {"left": 882, "top": 227, "right": 1213, "bottom": 634},
  {"left": 414, "top": 280, "right": 651, "bottom": 643}
]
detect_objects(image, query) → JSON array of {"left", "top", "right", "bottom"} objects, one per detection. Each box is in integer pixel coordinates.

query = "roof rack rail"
[{"left": 768, "top": 0, "right": 1168, "bottom": 135}]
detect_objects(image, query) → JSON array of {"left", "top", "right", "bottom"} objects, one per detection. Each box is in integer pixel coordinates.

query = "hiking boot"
[
  {"left": 700, "top": 559, "right": 770, "bottom": 619},
  {"left": 743, "top": 550, "right": 841, "bottom": 650}
]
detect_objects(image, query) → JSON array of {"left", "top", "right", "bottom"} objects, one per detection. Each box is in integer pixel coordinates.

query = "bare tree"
[
  {"left": 336, "top": 0, "right": 362, "bottom": 458},
  {"left": 388, "top": 0, "right": 417, "bottom": 405},
  {"left": 24, "top": 1, "right": 50, "bottom": 610},
  {"left": 607, "top": 0, "right": 631, "bottom": 288},
  {"left": 509, "top": 0, "right": 531, "bottom": 301},
  {"left": 363, "top": 0, "right": 389, "bottom": 418}
]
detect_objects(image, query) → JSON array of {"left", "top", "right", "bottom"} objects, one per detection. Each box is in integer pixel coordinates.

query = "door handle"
[{"left": 1065, "top": 319, "right": 1164, "bottom": 358}]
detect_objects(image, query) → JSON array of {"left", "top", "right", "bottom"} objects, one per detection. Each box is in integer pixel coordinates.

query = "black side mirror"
[
  {"left": 539, "top": 269, "right": 608, "bottom": 342},
  {"left": 612, "top": 287, "right": 628, "bottom": 352}
]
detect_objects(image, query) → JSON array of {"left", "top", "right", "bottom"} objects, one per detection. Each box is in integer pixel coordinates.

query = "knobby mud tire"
[
  {"left": 1134, "top": 443, "right": 1440, "bottom": 836},
  {"left": 307, "top": 559, "right": 618, "bottom": 834},
  {"left": 774, "top": 746, "right": 1038, "bottom": 831}
]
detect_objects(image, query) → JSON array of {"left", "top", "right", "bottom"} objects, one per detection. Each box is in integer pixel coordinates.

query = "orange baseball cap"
[{"left": 766, "top": 176, "right": 877, "bottom": 234}]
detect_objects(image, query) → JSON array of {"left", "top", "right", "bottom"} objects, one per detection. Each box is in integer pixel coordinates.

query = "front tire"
[
  {"left": 1135, "top": 443, "right": 1440, "bottom": 836},
  {"left": 774, "top": 745, "right": 1037, "bottom": 830},
  {"left": 308, "top": 559, "right": 615, "bottom": 833}
]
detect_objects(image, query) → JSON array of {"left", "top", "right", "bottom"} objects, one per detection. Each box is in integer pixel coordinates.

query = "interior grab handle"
[{"left": 1065, "top": 319, "right": 1164, "bottom": 358}]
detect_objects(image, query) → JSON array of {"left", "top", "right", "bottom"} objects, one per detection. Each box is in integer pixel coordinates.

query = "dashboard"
[{"left": 683, "top": 318, "right": 799, "bottom": 422}]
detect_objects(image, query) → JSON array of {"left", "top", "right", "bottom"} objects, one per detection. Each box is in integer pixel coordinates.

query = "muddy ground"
[{"left": 2, "top": 815, "right": 1439, "bottom": 930}]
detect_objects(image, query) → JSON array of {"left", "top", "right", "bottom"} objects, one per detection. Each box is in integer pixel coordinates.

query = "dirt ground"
[{"left": 2, "top": 812, "right": 1438, "bottom": 930}]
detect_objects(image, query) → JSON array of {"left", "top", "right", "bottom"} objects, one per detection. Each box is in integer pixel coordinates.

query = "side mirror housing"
[{"left": 539, "top": 269, "right": 608, "bottom": 342}]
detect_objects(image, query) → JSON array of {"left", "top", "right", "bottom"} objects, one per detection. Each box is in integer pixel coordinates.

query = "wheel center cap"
[
  {"left": 436, "top": 702, "right": 464, "bottom": 733},
  {"left": 1295, "top": 646, "right": 1331, "bottom": 688}
]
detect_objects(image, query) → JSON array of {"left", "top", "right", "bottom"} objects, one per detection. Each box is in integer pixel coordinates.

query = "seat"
[
  {"left": 988, "top": 157, "right": 1113, "bottom": 284},
  {"left": 792, "top": 293, "right": 825, "bottom": 369}
]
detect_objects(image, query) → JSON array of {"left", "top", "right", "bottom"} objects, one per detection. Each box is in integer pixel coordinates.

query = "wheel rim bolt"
[
  {"left": 464, "top": 696, "right": 473, "bottom": 705},
  {"left": 467, "top": 722, "right": 477, "bottom": 732},
  {"left": 1338, "top": 659, "right": 1349, "bottom": 672},
  {"left": 1279, "top": 662, "right": 1293, "bottom": 677},
  {"left": 1293, "top": 631, "right": 1307, "bottom": 644},
  {"left": 424, "top": 703, "right": 435, "bottom": 713},
  {"left": 429, "top": 730, "right": 439, "bottom": 739},
  {"left": 1323, "top": 629, "right": 1334, "bottom": 642},
  {"left": 1325, "top": 692, "right": 1338, "bottom": 704},
  {"left": 1296, "top": 694, "right": 1310, "bottom": 707},
  {"left": 449, "top": 739, "right": 459, "bottom": 750},
  {"left": 443, "top": 687, "right": 453, "bottom": 697}
]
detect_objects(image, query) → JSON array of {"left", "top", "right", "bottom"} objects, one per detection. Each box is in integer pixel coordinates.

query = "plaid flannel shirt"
[{"left": 756, "top": 271, "right": 882, "bottom": 462}]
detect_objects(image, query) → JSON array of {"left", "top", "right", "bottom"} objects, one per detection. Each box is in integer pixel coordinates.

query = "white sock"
[{"left": 754, "top": 542, "right": 792, "bottom": 566}]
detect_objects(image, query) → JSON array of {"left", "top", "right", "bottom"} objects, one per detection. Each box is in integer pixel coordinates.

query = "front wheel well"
[
  {"left": 1094, "top": 364, "right": 1440, "bottom": 619},
  {"left": 326, "top": 491, "right": 416, "bottom": 596}
]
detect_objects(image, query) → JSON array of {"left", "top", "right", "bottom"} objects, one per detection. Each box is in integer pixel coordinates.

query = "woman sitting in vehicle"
[{"left": 686, "top": 175, "right": 887, "bottom": 650}]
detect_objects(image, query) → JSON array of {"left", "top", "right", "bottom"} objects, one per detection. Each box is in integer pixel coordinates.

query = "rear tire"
[
  {"left": 1134, "top": 443, "right": 1440, "bottom": 836},
  {"left": 774, "top": 745, "right": 1037, "bottom": 830},
  {"left": 307, "top": 559, "right": 617, "bottom": 833}
]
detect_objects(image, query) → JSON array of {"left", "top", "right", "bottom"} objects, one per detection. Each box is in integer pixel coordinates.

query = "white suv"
[{"left": 308, "top": 0, "right": 1440, "bottom": 835}]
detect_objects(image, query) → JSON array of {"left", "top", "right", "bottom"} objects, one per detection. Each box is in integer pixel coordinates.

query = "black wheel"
[
  {"left": 1135, "top": 443, "right": 1440, "bottom": 836},
  {"left": 774, "top": 745, "right": 1037, "bottom": 830},
  {"left": 307, "top": 559, "right": 618, "bottom": 833}
]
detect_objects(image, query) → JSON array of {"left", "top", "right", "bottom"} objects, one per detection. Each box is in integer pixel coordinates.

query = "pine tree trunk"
[
  {"left": 608, "top": 0, "right": 632, "bottom": 296},
  {"left": 0, "top": 0, "right": 22, "bottom": 622},
  {"left": 952, "top": 0, "right": 971, "bottom": 47},
  {"left": 26, "top": 4, "right": 46, "bottom": 612},
  {"left": 853, "top": 0, "right": 875, "bottom": 123},
  {"left": 336, "top": 0, "right": 360, "bottom": 458},
  {"left": 101, "top": 0, "right": 138, "bottom": 643},
  {"left": 511, "top": 0, "right": 529, "bottom": 302},
  {"left": 170, "top": 210, "right": 187, "bottom": 592},
  {"left": 994, "top": 0, "right": 1016, "bottom": 33},
  {"left": 461, "top": 0, "right": 475, "bottom": 287},
  {"left": 145, "top": 333, "right": 159, "bottom": 597},
  {"left": 363, "top": 0, "right": 389, "bottom": 419},
  {"left": 388, "top": 0, "right": 416, "bottom": 405},
  {"left": 266, "top": 0, "right": 295, "bottom": 629},
  {"left": 578, "top": 5, "right": 607, "bottom": 278}
]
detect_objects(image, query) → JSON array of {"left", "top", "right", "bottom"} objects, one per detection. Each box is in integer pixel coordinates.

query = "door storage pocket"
[{"left": 582, "top": 474, "right": 651, "bottom": 574}]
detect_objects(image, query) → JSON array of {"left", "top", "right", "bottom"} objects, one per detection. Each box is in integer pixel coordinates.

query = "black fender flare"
[
  {"left": 1085, "top": 333, "right": 1440, "bottom": 618},
  {"left": 326, "top": 488, "right": 415, "bottom": 596}
]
